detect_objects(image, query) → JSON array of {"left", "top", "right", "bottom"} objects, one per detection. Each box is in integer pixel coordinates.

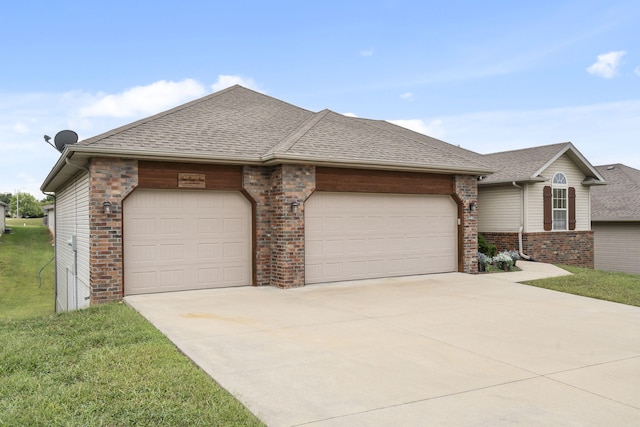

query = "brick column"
[
  {"left": 454, "top": 175, "right": 479, "bottom": 274},
  {"left": 242, "top": 166, "right": 272, "bottom": 286},
  {"left": 269, "top": 164, "right": 315, "bottom": 288},
  {"left": 89, "top": 158, "right": 138, "bottom": 304}
]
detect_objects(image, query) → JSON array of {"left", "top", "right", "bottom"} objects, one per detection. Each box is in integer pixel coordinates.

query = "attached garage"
[
  {"left": 123, "top": 189, "right": 252, "bottom": 295},
  {"left": 305, "top": 192, "right": 458, "bottom": 284},
  {"left": 593, "top": 222, "right": 640, "bottom": 275}
]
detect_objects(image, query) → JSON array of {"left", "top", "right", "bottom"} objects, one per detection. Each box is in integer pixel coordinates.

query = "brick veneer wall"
[
  {"left": 480, "top": 232, "right": 520, "bottom": 253},
  {"left": 481, "top": 231, "right": 594, "bottom": 268},
  {"left": 524, "top": 231, "right": 593, "bottom": 268},
  {"left": 88, "top": 158, "right": 138, "bottom": 304},
  {"left": 454, "top": 175, "right": 479, "bottom": 274},
  {"left": 242, "top": 166, "right": 272, "bottom": 286},
  {"left": 85, "top": 158, "right": 480, "bottom": 303},
  {"left": 268, "top": 164, "right": 316, "bottom": 288}
]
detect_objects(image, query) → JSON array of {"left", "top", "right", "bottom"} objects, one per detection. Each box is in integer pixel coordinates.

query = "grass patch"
[
  {"left": 523, "top": 265, "right": 640, "bottom": 307},
  {"left": 0, "top": 224, "right": 55, "bottom": 319},
  {"left": 0, "top": 303, "right": 264, "bottom": 426}
]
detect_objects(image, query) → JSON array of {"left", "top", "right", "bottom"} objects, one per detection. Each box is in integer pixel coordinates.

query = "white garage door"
[
  {"left": 305, "top": 192, "right": 457, "bottom": 284},
  {"left": 124, "top": 190, "right": 251, "bottom": 295},
  {"left": 593, "top": 223, "right": 640, "bottom": 274}
]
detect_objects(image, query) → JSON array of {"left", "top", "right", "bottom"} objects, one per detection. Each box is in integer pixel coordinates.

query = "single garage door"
[
  {"left": 593, "top": 222, "right": 640, "bottom": 274},
  {"left": 124, "top": 190, "right": 251, "bottom": 295},
  {"left": 305, "top": 192, "right": 457, "bottom": 284}
]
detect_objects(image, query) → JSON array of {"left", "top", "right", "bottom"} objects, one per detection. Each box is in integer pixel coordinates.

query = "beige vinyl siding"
[
  {"left": 478, "top": 185, "right": 522, "bottom": 232},
  {"left": 593, "top": 222, "right": 640, "bottom": 274},
  {"left": 526, "top": 154, "right": 591, "bottom": 232},
  {"left": 55, "top": 172, "right": 90, "bottom": 312}
]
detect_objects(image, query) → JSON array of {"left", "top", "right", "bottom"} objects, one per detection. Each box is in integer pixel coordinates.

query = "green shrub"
[{"left": 478, "top": 233, "right": 497, "bottom": 257}]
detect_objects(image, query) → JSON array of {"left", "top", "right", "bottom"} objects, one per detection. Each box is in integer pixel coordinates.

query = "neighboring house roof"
[
  {"left": 42, "top": 204, "right": 54, "bottom": 212},
  {"left": 592, "top": 164, "right": 640, "bottom": 221},
  {"left": 0, "top": 201, "right": 7, "bottom": 207},
  {"left": 41, "top": 85, "right": 494, "bottom": 192},
  {"left": 479, "top": 142, "right": 606, "bottom": 186}
]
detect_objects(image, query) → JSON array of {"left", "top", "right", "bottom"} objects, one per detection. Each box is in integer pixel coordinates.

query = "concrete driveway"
[{"left": 126, "top": 262, "right": 640, "bottom": 426}]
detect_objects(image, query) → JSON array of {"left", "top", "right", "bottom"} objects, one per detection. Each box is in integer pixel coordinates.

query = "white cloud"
[
  {"left": 635, "top": 66, "right": 640, "bottom": 76},
  {"left": 360, "top": 48, "right": 374, "bottom": 57},
  {"left": 342, "top": 112, "right": 358, "bottom": 117},
  {"left": 587, "top": 51, "right": 626, "bottom": 78},
  {"left": 80, "top": 79, "right": 207, "bottom": 118},
  {"left": 400, "top": 92, "right": 413, "bottom": 99},
  {"left": 211, "top": 74, "right": 262, "bottom": 92},
  {"left": 388, "top": 119, "right": 445, "bottom": 139},
  {"left": 13, "top": 122, "right": 30, "bottom": 134}
]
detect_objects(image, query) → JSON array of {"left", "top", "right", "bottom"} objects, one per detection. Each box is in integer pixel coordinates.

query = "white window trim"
[{"left": 552, "top": 172, "right": 568, "bottom": 231}]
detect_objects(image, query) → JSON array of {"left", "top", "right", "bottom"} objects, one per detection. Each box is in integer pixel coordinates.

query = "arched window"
[{"left": 552, "top": 173, "right": 568, "bottom": 230}]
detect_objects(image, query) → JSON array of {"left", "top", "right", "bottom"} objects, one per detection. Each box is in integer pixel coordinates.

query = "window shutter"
[
  {"left": 568, "top": 186, "right": 576, "bottom": 230},
  {"left": 543, "top": 186, "right": 552, "bottom": 231}
]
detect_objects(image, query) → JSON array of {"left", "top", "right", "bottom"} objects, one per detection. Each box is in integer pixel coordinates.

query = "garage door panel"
[
  {"left": 124, "top": 190, "right": 251, "bottom": 295},
  {"left": 305, "top": 193, "right": 457, "bottom": 284}
]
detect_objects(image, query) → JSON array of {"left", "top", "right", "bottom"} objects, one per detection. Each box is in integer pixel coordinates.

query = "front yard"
[
  {"left": 0, "top": 223, "right": 263, "bottom": 426},
  {"left": 523, "top": 265, "right": 640, "bottom": 307}
]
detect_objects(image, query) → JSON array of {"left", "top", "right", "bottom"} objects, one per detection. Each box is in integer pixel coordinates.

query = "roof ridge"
[
  {"left": 264, "top": 109, "right": 330, "bottom": 157},
  {"left": 483, "top": 141, "right": 570, "bottom": 157},
  {"left": 81, "top": 85, "right": 243, "bottom": 146},
  {"left": 617, "top": 164, "right": 640, "bottom": 189}
]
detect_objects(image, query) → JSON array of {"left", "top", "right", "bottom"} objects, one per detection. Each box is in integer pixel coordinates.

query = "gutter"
[{"left": 512, "top": 181, "right": 533, "bottom": 261}]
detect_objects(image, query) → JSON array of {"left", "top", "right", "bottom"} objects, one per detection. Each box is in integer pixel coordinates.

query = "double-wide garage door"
[
  {"left": 305, "top": 193, "right": 458, "bottom": 284},
  {"left": 123, "top": 190, "right": 251, "bottom": 295}
]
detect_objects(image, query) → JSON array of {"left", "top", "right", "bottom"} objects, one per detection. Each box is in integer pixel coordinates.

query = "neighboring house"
[
  {"left": 41, "top": 85, "right": 492, "bottom": 312},
  {"left": 42, "top": 204, "right": 55, "bottom": 235},
  {"left": 477, "top": 142, "right": 606, "bottom": 267},
  {"left": 0, "top": 201, "right": 7, "bottom": 234},
  {"left": 591, "top": 164, "right": 640, "bottom": 274}
]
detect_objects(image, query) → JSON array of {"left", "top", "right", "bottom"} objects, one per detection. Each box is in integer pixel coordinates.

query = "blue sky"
[{"left": 2, "top": 0, "right": 639, "bottom": 197}]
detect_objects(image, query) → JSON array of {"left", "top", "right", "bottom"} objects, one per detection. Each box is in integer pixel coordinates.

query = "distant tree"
[
  {"left": 0, "top": 192, "right": 11, "bottom": 205},
  {"left": 40, "top": 194, "right": 54, "bottom": 204},
  {"left": 10, "top": 192, "right": 43, "bottom": 218}
]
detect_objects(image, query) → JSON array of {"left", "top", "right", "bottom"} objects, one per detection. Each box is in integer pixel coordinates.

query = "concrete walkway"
[{"left": 126, "top": 263, "right": 640, "bottom": 426}]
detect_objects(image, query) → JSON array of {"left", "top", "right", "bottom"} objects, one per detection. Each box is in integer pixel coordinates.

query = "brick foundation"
[{"left": 481, "top": 231, "right": 594, "bottom": 268}]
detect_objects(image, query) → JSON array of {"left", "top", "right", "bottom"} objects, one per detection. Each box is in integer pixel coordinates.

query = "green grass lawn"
[
  {"left": 0, "top": 303, "right": 264, "bottom": 426},
  {"left": 523, "top": 265, "right": 640, "bottom": 307},
  {"left": 0, "top": 222, "right": 264, "bottom": 426},
  {"left": 0, "top": 222, "right": 55, "bottom": 319}
]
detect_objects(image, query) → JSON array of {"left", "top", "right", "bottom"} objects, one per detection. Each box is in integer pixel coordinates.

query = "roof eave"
[
  {"left": 41, "top": 145, "right": 263, "bottom": 192},
  {"left": 261, "top": 153, "right": 494, "bottom": 175},
  {"left": 478, "top": 176, "right": 547, "bottom": 186}
]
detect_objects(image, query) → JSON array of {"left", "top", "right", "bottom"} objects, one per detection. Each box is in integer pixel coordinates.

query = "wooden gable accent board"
[
  {"left": 315, "top": 167, "right": 453, "bottom": 194},
  {"left": 138, "top": 161, "right": 243, "bottom": 191}
]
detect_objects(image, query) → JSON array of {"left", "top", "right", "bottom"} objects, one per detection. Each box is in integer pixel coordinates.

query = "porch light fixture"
[
  {"left": 103, "top": 201, "right": 112, "bottom": 214},
  {"left": 290, "top": 200, "right": 300, "bottom": 214},
  {"left": 469, "top": 201, "right": 477, "bottom": 212}
]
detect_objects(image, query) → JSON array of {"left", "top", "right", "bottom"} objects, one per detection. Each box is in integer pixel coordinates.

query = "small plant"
[
  {"left": 494, "top": 252, "right": 514, "bottom": 271},
  {"left": 507, "top": 250, "right": 521, "bottom": 266},
  {"left": 477, "top": 252, "right": 492, "bottom": 272}
]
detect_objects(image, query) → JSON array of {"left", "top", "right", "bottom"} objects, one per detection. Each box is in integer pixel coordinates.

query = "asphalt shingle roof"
[
  {"left": 592, "top": 164, "right": 640, "bottom": 221},
  {"left": 479, "top": 143, "right": 571, "bottom": 184},
  {"left": 75, "top": 85, "right": 493, "bottom": 174}
]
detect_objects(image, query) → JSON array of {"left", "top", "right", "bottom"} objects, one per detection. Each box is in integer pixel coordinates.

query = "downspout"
[{"left": 512, "top": 182, "right": 532, "bottom": 261}]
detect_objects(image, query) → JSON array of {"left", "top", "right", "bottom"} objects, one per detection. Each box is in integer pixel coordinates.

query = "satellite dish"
[{"left": 54, "top": 130, "right": 78, "bottom": 152}]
